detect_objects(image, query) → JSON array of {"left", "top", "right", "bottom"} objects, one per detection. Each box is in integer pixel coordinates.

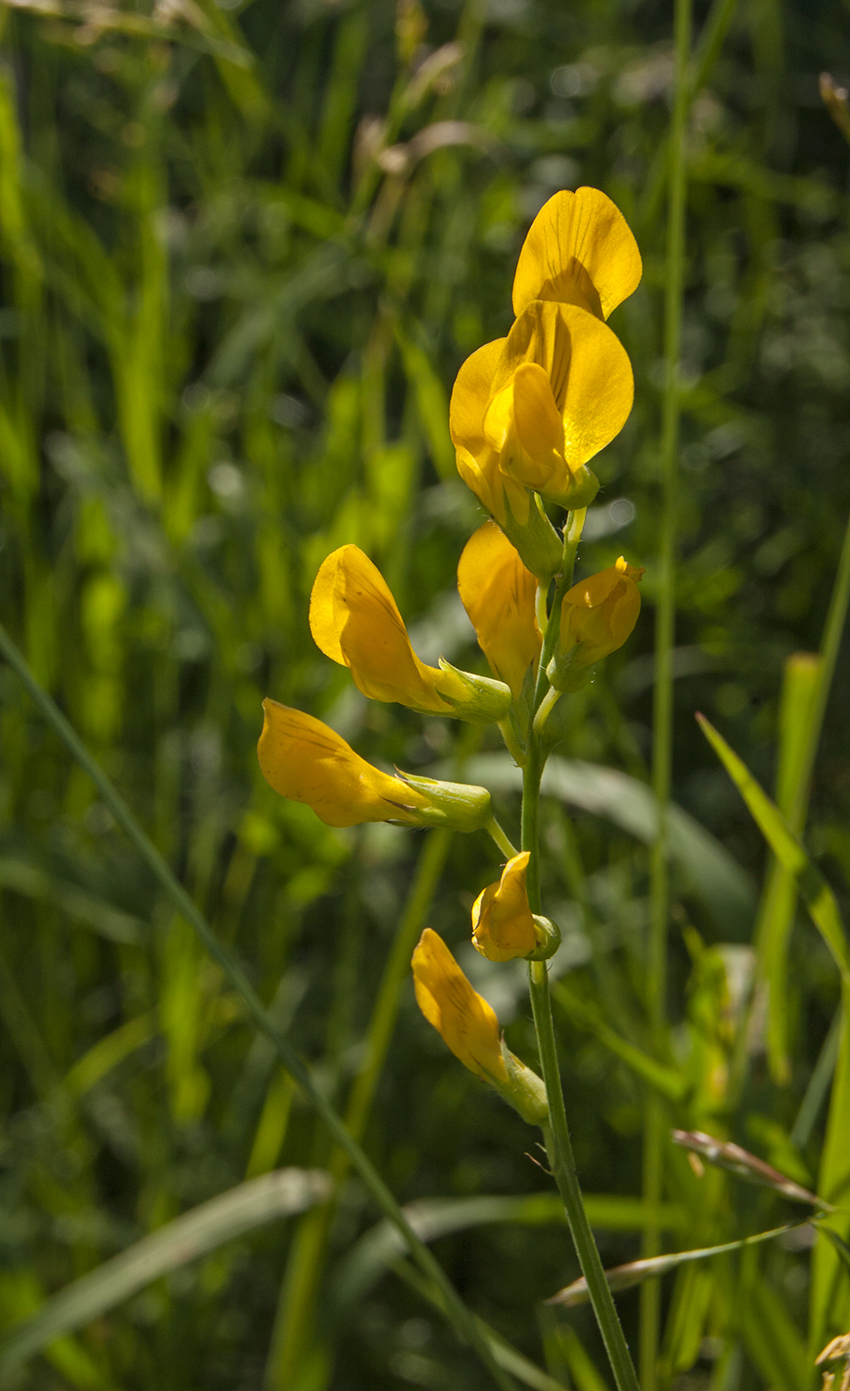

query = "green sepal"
[
  {"left": 434, "top": 657, "right": 512, "bottom": 725},
  {"left": 393, "top": 770, "right": 492, "bottom": 833}
]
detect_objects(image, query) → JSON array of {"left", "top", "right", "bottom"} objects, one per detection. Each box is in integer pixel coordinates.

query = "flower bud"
[
  {"left": 547, "top": 556, "right": 644, "bottom": 693},
  {"left": 472, "top": 852, "right": 562, "bottom": 963}
]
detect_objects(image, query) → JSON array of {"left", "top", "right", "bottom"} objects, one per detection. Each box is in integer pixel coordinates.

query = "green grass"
[{"left": 1, "top": 0, "right": 850, "bottom": 1386}]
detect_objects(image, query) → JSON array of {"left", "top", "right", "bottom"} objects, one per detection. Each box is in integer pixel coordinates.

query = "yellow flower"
[
  {"left": 451, "top": 187, "right": 639, "bottom": 528},
  {"left": 512, "top": 186, "right": 642, "bottom": 322},
  {"left": 471, "top": 852, "right": 538, "bottom": 962},
  {"left": 309, "top": 545, "right": 511, "bottom": 723},
  {"left": 548, "top": 556, "right": 644, "bottom": 692},
  {"left": 412, "top": 928, "right": 509, "bottom": 1083},
  {"left": 483, "top": 300, "right": 633, "bottom": 508},
  {"left": 450, "top": 343, "right": 563, "bottom": 581},
  {"left": 412, "top": 928, "right": 550, "bottom": 1123},
  {"left": 457, "top": 521, "right": 541, "bottom": 700},
  {"left": 257, "top": 700, "right": 492, "bottom": 830}
]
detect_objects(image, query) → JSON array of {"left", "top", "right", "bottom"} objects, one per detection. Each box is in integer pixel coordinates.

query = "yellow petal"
[
  {"left": 457, "top": 521, "right": 541, "bottom": 698},
  {"left": 309, "top": 545, "right": 450, "bottom": 713},
  {"left": 450, "top": 338, "right": 505, "bottom": 460},
  {"left": 257, "top": 699, "right": 429, "bottom": 827},
  {"left": 493, "top": 302, "right": 634, "bottom": 471},
  {"left": 471, "top": 852, "right": 537, "bottom": 962},
  {"left": 512, "top": 362, "right": 564, "bottom": 459},
  {"left": 483, "top": 363, "right": 565, "bottom": 494},
  {"left": 512, "top": 187, "right": 642, "bottom": 321},
  {"left": 412, "top": 928, "right": 508, "bottom": 1083}
]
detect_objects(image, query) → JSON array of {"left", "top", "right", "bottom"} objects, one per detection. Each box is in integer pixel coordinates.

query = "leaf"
[
  {"left": 670, "top": 1129, "right": 829, "bottom": 1208},
  {"left": 445, "top": 753, "right": 756, "bottom": 931},
  {"left": 754, "top": 652, "right": 822, "bottom": 1083},
  {"left": 0, "top": 1169, "right": 332, "bottom": 1373},
  {"left": 697, "top": 715, "right": 850, "bottom": 978},
  {"left": 547, "top": 1225, "right": 798, "bottom": 1307},
  {"left": 333, "top": 1193, "right": 684, "bottom": 1308},
  {"left": 0, "top": 855, "right": 144, "bottom": 944},
  {"left": 811, "top": 986, "right": 850, "bottom": 1357},
  {"left": 739, "top": 1273, "right": 809, "bottom": 1391},
  {"left": 818, "top": 1222, "right": 850, "bottom": 1276}
]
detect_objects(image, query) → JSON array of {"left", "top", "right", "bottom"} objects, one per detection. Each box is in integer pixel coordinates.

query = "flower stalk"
[{"left": 520, "top": 514, "right": 641, "bottom": 1391}]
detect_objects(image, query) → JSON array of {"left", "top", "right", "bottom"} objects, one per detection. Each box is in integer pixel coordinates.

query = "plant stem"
[
  {"left": 527, "top": 960, "right": 640, "bottom": 1391},
  {"left": 644, "top": 0, "right": 692, "bottom": 1380},
  {"left": 519, "top": 516, "right": 640, "bottom": 1391},
  {"left": 0, "top": 622, "right": 517, "bottom": 1391},
  {"left": 533, "top": 684, "right": 562, "bottom": 739},
  {"left": 487, "top": 817, "right": 519, "bottom": 859}
]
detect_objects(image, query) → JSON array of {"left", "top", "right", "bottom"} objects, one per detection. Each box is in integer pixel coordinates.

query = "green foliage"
[{"left": 1, "top": 0, "right": 850, "bottom": 1386}]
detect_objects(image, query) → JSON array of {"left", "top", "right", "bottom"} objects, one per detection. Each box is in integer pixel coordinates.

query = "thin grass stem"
[{"left": 643, "top": 0, "right": 692, "bottom": 1380}]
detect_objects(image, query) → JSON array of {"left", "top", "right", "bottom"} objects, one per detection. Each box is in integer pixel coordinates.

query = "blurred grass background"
[{"left": 1, "top": 0, "right": 850, "bottom": 1385}]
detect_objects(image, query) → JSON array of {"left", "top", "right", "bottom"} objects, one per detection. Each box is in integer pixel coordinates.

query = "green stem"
[
  {"left": 532, "top": 684, "right": 562, "bottom": 739},
  {"left": 644, "top": 0, "right": 692, "bottom": 1381},
  {"left": 487, "top": 817, "right": 519, "bottom": 859},
  {"left": 518, "top": 511, "right": 639, "bottom": 1391},
  {"left": 0, "top": 622, "right": 517, "bottom": 1391},
  {"left": 497, "top": 717, "right": 527, "bottom": 769},
  {"left": 527, "top": 962, "right": 640, "bottom": 1391}
]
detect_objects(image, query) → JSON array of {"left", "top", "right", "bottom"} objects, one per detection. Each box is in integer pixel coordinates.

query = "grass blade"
[
  {"left": 696, "top": 714, "right": 850, "bottom": 978},
  {"left": 548, "top": 1225, "right": 798, "bottom": 1307},
  {"left": 0, "top": 1169, "right": 332, "bottom": 1374}
]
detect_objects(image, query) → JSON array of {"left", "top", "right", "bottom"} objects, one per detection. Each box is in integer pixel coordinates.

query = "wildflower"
[
  {"left": 257, "top": 700, "right": 492, "bottom": 830},
  {"left": 547, "top": 557, "right": 644, "bottom": 693},
  {"left": 512, "top": 186, "right": 642, "bottom": 322},
  {"left": 309, "top": 545, "right": 511, "bottom": 724},
  {"left": 482, "top": 300, "right": 633, "bottom": 508},
  {"left": 450, "top": 343, "right": 563, "bottom": 581},
  {"left": 471, "top": 852, "right": 561, "bottom": 962},
  {"left": 472, "top": 852, "right": 536, "bottom": 960},
  {"left": 413, "top": 927, "right": 508, "bottom": 1082},
  {"left": 412, "top": 928, "right": 549, "bottom": 1124},
  {"left": 451, "top": 186, "right": 639, "bottom": 541},
  {"left": 457, "top": 521, "right": 541, "bottom": 700}
]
